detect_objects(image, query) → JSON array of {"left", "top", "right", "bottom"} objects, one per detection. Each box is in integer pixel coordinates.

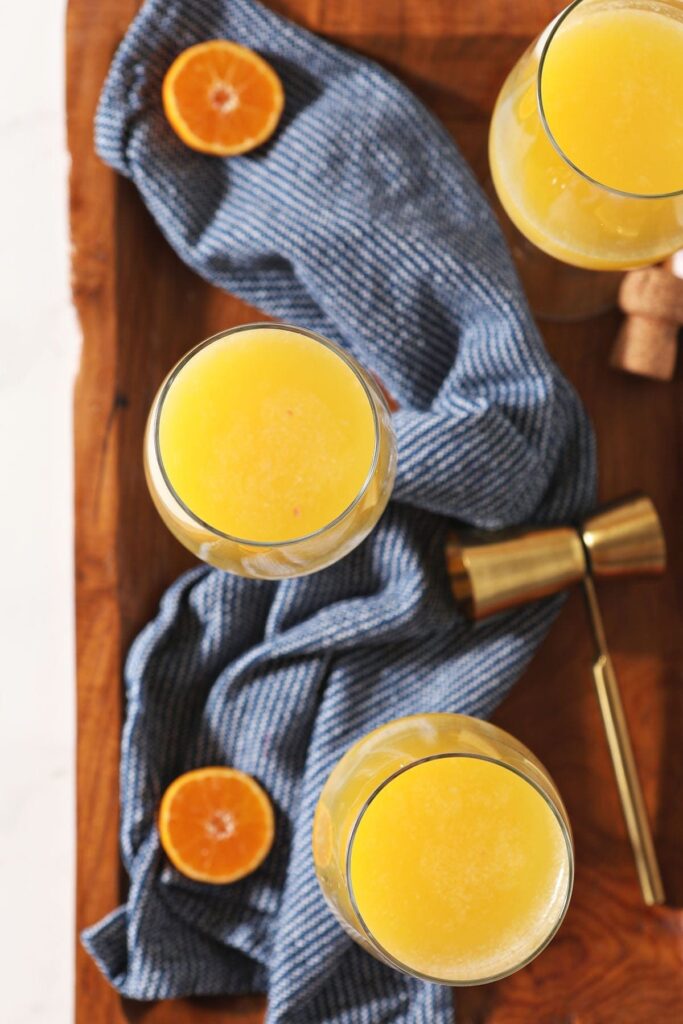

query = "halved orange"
[
  {"left": 158, "top": 767, "right": 275, "bottom": 883},
  {"left": 162, "top": 40, "right": 285, "bottom": 156}
]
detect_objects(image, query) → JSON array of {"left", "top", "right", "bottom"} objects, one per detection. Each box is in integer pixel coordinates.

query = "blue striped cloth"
[{"left": 83, "top": 0, "right": 596, "bottom": 1021}]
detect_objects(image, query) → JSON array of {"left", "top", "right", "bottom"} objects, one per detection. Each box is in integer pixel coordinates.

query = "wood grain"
[{"left": 67, "top": 1, "right": 683, "bottom": 1021}]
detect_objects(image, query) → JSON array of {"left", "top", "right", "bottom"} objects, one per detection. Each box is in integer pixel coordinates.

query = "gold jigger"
[{"left": 446, "top": 494, "right": 666, "bottom": 906}]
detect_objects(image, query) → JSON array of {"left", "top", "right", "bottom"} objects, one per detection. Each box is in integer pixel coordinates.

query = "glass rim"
[
  {"left": 153, "top": 322, "right": 382, "bottom": 549},
  {"left": 537, "top": 0, "right": 683, "bottom": 201},
  {"left": 345, "top": 751, "right": 575, "bottom": 987}
]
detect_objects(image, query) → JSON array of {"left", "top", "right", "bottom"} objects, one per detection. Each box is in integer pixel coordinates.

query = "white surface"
[{"left": 0, "top": 1, "right": 78, "bottom": 1022}]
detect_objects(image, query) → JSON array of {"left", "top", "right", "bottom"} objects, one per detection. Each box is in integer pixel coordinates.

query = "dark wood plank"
[{"left": 68, "top": 1, "right": 683, "bottom": 1021}]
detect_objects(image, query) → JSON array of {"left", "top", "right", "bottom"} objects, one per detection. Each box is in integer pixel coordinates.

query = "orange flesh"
[
  {"left": 163, "top": 41, "right": 284, "bottom": 155},
  {"left": 159, "top": 768, "right": 275, "bottom": 883}
]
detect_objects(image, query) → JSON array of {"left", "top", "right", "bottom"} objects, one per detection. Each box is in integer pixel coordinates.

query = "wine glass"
[
  {"left": 489, "top": 0, "right": 683, "bottom": 320},
  {"left": 313, "top": 713, "right": 573, "bottom": 984},
  {"left": 144, "top": 323, "right": 397, "bottom": 579}
]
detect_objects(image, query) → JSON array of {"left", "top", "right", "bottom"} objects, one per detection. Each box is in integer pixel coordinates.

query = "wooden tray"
[{"left": 67, "top": 2, "right": 683, "bottom": 1021}]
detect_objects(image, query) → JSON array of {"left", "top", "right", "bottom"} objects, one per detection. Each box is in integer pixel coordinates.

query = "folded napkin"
[{"left": 83, "top": 0, "right": 596, "bottom": 1021}]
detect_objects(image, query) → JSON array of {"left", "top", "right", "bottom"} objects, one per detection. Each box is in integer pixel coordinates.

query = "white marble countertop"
[{"left": 0, "top": 2, "right": 78, "bottom": 1021}]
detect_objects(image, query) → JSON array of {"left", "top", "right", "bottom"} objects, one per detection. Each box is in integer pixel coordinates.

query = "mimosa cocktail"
[
  {"left": 489, "top": 0, "right": 683, "bottom": 314},
  {"left": 145, "top": 324, "right": 397, "bottom": 578},
  {"left": 313, "top": 714, "right": 573, "bottom": 984}
]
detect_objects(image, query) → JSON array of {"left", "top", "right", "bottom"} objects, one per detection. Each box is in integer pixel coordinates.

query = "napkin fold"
[{"left": 83, "top": 1, "right": 596, "bottom": 1021}]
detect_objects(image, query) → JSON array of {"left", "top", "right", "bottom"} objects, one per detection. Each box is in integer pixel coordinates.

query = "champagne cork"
[{"left": 611, "top": 253, "right": 683, "bottom": 381}]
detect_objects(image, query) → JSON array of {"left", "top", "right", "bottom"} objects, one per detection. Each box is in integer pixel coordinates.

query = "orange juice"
[
  {"left": 489, "top": 0, "right": 683, "bottom": 270},
  {"left": 144, "top": 324, "right": 397, "bottom": 578},
  {"left": 313, "top": 715, "right": 573, "bottom": 984},
  {"left": 158, "top": 326, "right": 376, "bottom": 542}
]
